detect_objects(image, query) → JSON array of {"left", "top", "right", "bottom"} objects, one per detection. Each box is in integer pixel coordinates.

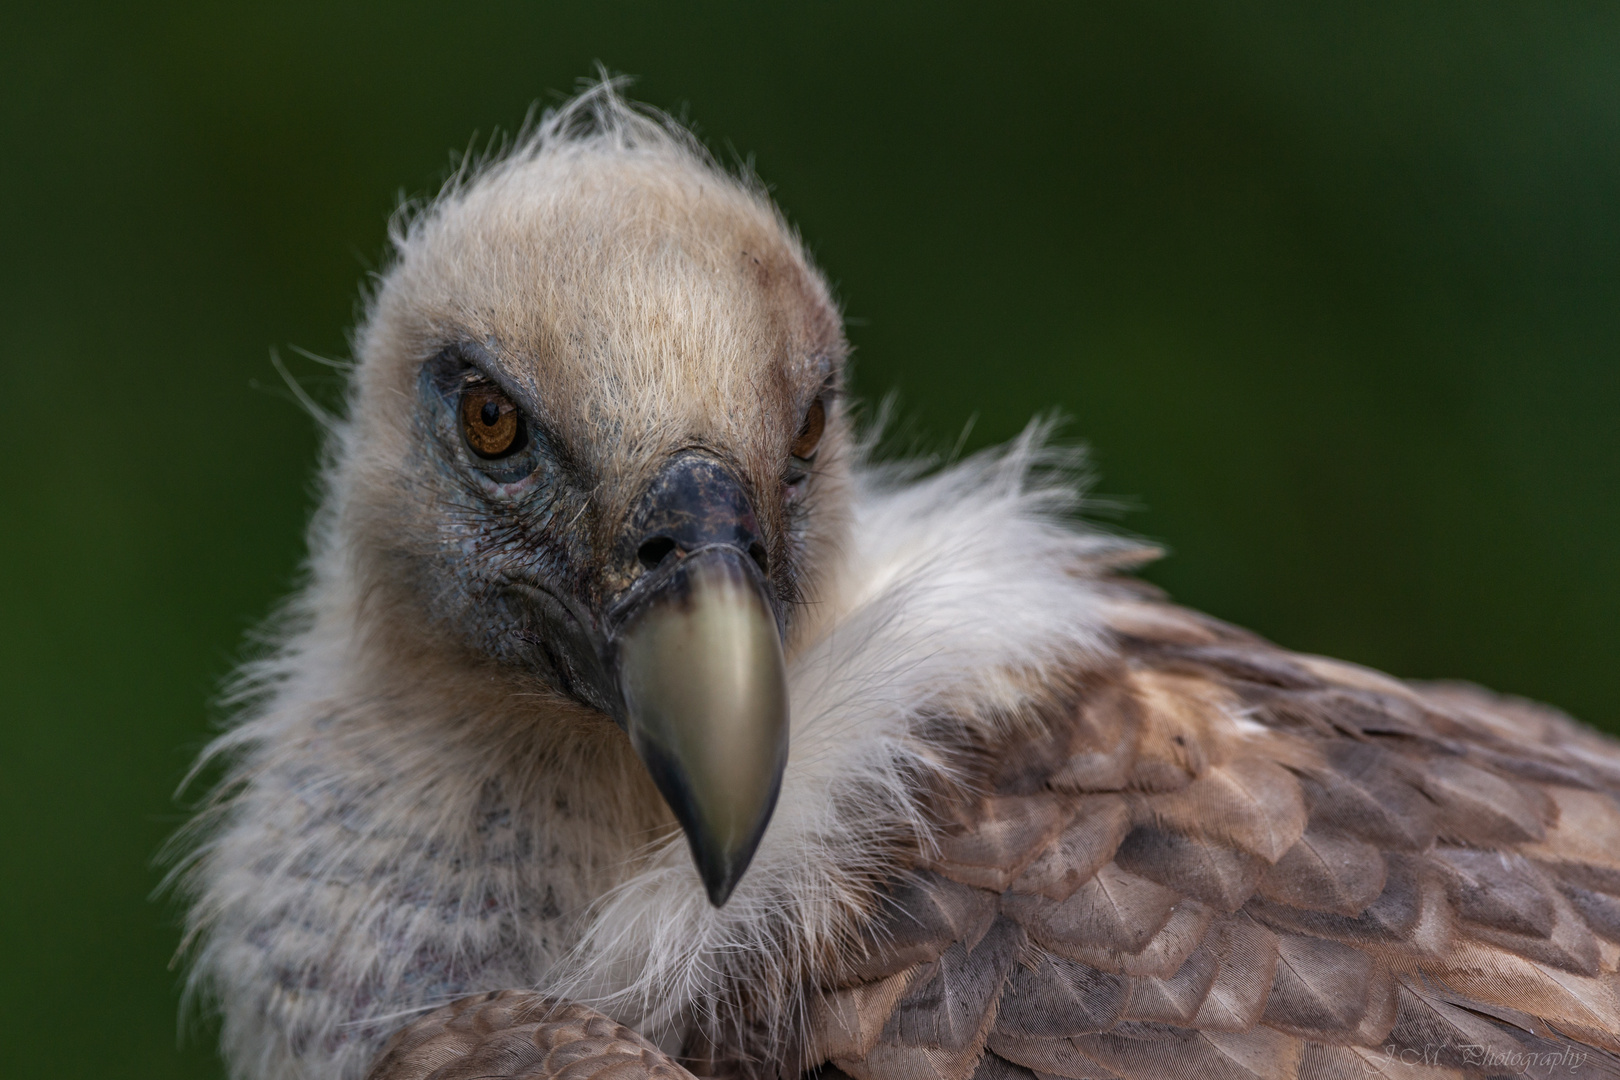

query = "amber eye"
[
  {"left": 459, "top": 386, "right": 525, "bottom": 459},
  {"left": 791, "top": 397, "right": 826, "bottom": 462}
]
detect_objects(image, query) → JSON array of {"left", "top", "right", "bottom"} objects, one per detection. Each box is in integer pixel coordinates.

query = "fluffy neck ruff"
[
  {"left": 180, "top": 429, "right": 1142, "bottom": 1079},
  {"left": 541, "top": 430, "right": 1140, "bottom": 1051}
]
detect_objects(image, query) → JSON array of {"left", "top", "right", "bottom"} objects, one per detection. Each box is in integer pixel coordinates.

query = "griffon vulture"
[{"left": 177, "top": 82, "right": 1620, "bottom": 1080}]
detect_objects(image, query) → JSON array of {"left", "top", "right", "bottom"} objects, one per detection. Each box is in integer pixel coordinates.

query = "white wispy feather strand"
[{"left": 175, "top": 427, "right": 1135, "bottom": 1079}]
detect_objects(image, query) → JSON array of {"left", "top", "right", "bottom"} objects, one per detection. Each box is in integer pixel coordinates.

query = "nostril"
[
  {"left": 637, "top": 536, "right": 679, "bottom": 571},
  {"left": 749, "top": 541, "right": 770, "bottom": 576}
]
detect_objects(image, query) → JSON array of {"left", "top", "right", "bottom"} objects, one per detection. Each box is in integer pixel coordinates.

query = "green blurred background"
[{"left": 3, "top": 2, "right": 1618, "bottom": 1075}]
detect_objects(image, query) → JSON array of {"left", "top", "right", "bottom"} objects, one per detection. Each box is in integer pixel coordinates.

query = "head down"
[{"left": 337, "top": 84, "right": 851, "bottom": 907}]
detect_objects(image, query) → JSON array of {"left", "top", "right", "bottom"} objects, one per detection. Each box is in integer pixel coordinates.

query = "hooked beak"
[
  {"left": 606, "top": 454, "right": 790, "bottom": 907},
  {"left": 615, "top": 547, "right": 788, "bottom": 906}
]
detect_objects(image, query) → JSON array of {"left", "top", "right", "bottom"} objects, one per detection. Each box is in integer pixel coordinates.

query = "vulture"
[{"left": 179, "top": 82, "right": 1620, "bottom": 1080}]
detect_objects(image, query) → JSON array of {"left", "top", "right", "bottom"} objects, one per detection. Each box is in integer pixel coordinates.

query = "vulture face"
[{"left": 345, "top": 141, "right": 849, "bottom": 906}]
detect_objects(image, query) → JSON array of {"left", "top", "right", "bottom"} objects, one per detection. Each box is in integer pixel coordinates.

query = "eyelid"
[
  {"left": 426, "top": 345, "right": 531, "bottom": 409},
  {"left": 458, "top": 367, "right": 527, "bottom": 408}
]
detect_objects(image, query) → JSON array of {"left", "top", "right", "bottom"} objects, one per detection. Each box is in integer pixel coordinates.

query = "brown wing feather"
[
  {"left": 364, "top": 992, "right": 694, "bottom": 1080},
  {"left": 808, "top": 592, "right": 1620, "bottom": 1080}
]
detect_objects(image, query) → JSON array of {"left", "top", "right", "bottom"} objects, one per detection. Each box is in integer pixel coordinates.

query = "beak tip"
[
  {"left": 692, "top": 815, "right": 774, "bottom": 908},
  {"left": 703, "top": 869, "right": 740, "bottom": 909},
  {"left": 684, "top": 791, "right": 774, "bottom": 909},
  {"left": 635, "top": 733, "right": 779, "bottom": 909}
]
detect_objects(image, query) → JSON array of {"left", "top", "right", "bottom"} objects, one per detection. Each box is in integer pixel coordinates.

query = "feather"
[
  {"left": 1563, "top": 883, "right": 1620, "bottom": 943},
  {"left": 1293, "top": 1043, "right": 1454, "bottom": 1079},
  {"left": 363, "top": 992, "right": 692, "bottom": 1080},
  {"left": 1259, "top": 935, "right": 1380, "bottom": 1038},
  {"left": 1433, "top": 848, "right": 1555, "bottom": 938},
  {"left": 1296, "top": 744, "right": 1437, "bottom": 852},
  {"left": 1116, "top": 940, "right": 1220, "bottom": 1025},
  {"left": 1459, "top": 896, "right": 1603, "bottom": 977},
  {"left": 807, "top": 966, "right": 930, "bottom": 1062},
  {"left": 1389, "top": 978, "right": 1620, "bottom": 1079},
  {"left": 927, "top": 796, "right": 1077, "bottom": 892},
  {"left": 1138, "top": 643, "right": 1323, "bottom": 694},
  {"left": 1114, "top": 827, "right": 1263, "bottom": 913},
  {"left": 1421, "top": 758, "right": 1548, "bottom": 847},
  {"left": 1523, "top": 787, "right": 1620, "bottom": 875},
  {"left": 1068, "top": 1025, "right": 1303, "bottom": 1080},
  {"left": 994, "top": 952, "right": 1127, "bottom": 1039},
  {"left": 1002, "top": 862, "right": 1182, "bottom": 957},
  {"left": 969, "top": 1052, "right": 1040, "bottom": 1080},
  {"left": 842, "top": 873, "right": 998, "bottom": 987},
  {"left": 880, "top": 917, "right": 1024, "bottom": 1056},
  {"left": 1007, "top": 795, "right": 1130, "bottom": 902},
  {"left": 1043, "top": 898, "right": 1217, "bottom": 979},
  {"left": 1188, "top": 919, "right": 1280, "bottom": 1033},
  {"left": 1120, "top": 670, "right": 1229, "bottom": 791},
  {"left": 1423, "top": 941, "right": 1620, "bottom": 1048},
  {"left": 1134, "top": 758, "right": 1308, "bottom": 865},
  {"left": 984, "top": 1033, "right": 1124, "bottom": 1079},
  {"left": 836, "top": 918, "right": 1023, "bottom": 1080},
  {"left": 1257, "top": 829, "right": 1387, "bottom": 917},
  {"left": 1247, "top": 853, "right": 1427, "bottom": 945},
  {"left": 1047, "top": 680, "right": 1141, "bottom": 794}
]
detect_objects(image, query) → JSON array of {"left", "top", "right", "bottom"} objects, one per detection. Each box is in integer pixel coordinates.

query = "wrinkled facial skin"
[
  {"left": 409, "top": 345, "right": 612, "bottom": 710},
  {"left": 382, "top": 306, "right": 845, "bottom": 721}
]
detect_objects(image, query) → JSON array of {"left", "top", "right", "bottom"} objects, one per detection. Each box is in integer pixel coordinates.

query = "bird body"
[{"left": 178, "top": 84, "right": 1620, "bottom": 1080}]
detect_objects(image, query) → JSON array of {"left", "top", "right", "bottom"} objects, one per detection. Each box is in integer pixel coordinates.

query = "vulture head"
[{"left": 340, "top": 97, "right": 849, "bottom": 907}]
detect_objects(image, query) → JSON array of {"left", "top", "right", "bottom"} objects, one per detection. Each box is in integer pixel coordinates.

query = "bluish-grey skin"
[{"left": 404, "top": 345, "right": 624, "bottom": 716}]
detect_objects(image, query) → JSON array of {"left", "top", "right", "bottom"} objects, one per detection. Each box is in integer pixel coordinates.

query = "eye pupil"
[{"left": 480, "top": 401, "right": 500, "bottom": 426}]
